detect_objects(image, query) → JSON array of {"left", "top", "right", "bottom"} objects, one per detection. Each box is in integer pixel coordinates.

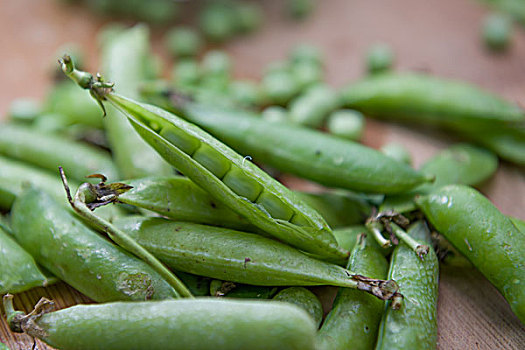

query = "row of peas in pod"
[{"left": 1, "top": 22, "right": 524, "bottom": 350}]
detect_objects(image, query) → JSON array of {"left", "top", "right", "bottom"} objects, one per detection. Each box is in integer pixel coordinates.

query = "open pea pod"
[{"left": 106, "top": 93, "right": 346, "bottom": 261}]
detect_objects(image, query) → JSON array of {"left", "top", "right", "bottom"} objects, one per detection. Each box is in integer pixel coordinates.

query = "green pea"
[
  {"left": 290, "top": 44, "right": 323, "bottom": 66},
  {"left": 161, "top": 100, "right": 431, "bottom": 194},
  {"left": 327, "top": 109, "right": 365, "bottom": 141},
  {"left": 0, "top": 123, "right": 118, "bottom": 182},
  {"left": 7, "top": 98, "right": 42, "bottom": 123},
  {"left": 101, "top": 24, "right": 172, "bottom": 179},
  {"left": 319, "top": 234, "right": 389, "bottom": 349},
  {"left": 171, "top": 59, "right": 201, "bottom": 88},
  {"left": 292, "top": 61, "right": 323, "bottom": 91},
  {"left": 11, "top": 189, "right": 178, "bottom": 302},
  {"left": 234, "top": 2, "right": 263, "bottom": 33},
  {"left": 261, "top": 106, "right": 289, "bottom": 123},
  {"left": 165, "top": 27, "right": 202, "bottom": 58},
  {"left": 273, "top": 287, "right": 323, "bottom": 327},
  {"left": 380, "top": 142, "right": 412, "bottom": 165},
  {"left": 133, "top": 0, "right": 179, "bottom": 25},
  {"left": 287, "top": 0, "right": 315, "bottom": 19},
  {"left": 5, "top": 297, "right": 318, "bottom": 350},
  {"left": 199, "top": 2, "right": 237, "bottom": 42},
  {"left": 482, "top": 13, "right": 513, "bottom": 52},
  {"left": 289, "top": 84, "right": 340, "bottom": 127},
  {"left": 229, "top": 80, "right": 262, "bottom": 107},
  {"left": 366, "top": 43, "right": 394, "bottom": 74},
  {"left": 375, "top": 221, "right": 439, "bottom": 349},
  {"left": 261, "top": 69, "right": 301, "bottom": 105},
  {"left": 113, "top": 216, "right": 371, "bottom": 289},
  {"left": 416, "top": 185, "right": 525, "bottom": 323},
  {"left": 0, "top": 224, "right": 55, "bottom": 294},
  {"left": 340, "top": 72, "right": 525, "bottom": 127}
]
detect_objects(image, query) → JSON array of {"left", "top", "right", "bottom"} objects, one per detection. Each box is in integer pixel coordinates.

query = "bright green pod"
[
  {"left": 113, "top": 216, "right": 365, "bottom": 288},
  {"left": 380, "top": 143, "right": 499, "bottom": 213},
  {"left": 262, "top": 106, "right": 288, "bottom": 123},
  {"left": 7, "top": 98, "right": 42, "bottom": 123},
  {"left": 380, "top": 142, "right": 412, "bottom": 165},
  {"left": 6, "top": 298, "right": 318, "bottom": 350},
  {"left": 327, "top": 109, "right": 365, "bottom": 141},
  {"left": 340, "top": 73, "right": 525, "bottom": 128},
  {"left": 229, "top": 80, "right": 263, "bottom": 107},
  {"left": 105, "top": 93, "right": 346, "bottom": 261},
  {"left": 0, "top": 224, "right": 54, "bottom": 294},
  {"left": 289, "top": 84, "right": 340, "bottom": 127},
  {"left": 510, "top": 216, "right": 525, "bottom": 233},
  {"left": 101, "top": 24, "right": 172, "bottom": 179},
  {"left": 415, "top": 185, "right": 525, "bottom": 324},
  {"left": 163, "top": 101, "right": 431, "bottom": 194},
  {"left": 10, "top": 189, "right": 178, "bottom": 302},
  {"left": 0, "top": 123, "right": 118, "bottom": 182},
  {"left": 261, "top": 69, "right": 301, "bottom": 106},
  {"left": 273, "top": 287, "right": 323, "bottom": 327},
  {"left": 319, "top": 234, "right": 389, "bottom": 350},
  {"left": 292, "top": 61, "right": 323, "bottom": 91},
  {"left": 375, "top": 221, "right": 439, "bottom": 350}
]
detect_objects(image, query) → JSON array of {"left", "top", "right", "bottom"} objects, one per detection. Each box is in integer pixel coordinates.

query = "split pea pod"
[
  {"left": 60, "top": 57, "right": 347, "bottom": 261},
  {"left": 10, "top": 188, "right": 178, "bottom": 302},
  {"left": 0, "top": 123, "right": 118, "bottom": 182},
  {"left": 375, "top": 221, "right": 439, "bottom": 350},
  {"left": 112, "top": 216, "right": 401, "bottom": 300},
  {"left": 416, "top": 185, "right": 525, "bottom": 323},
  {"left": 0, "top": 224, "right": 55, "bottom": 294},
  {"left": 118, "top": 176, "right": 370, "bottom": 230},
  {"left": 340, "top": 72, "right": 525, "bottom": 128},
  {"left": 318, "top": 234, "right": 389, "bottom": 350},
  {"left": 100, "top": 24, "right": 172, "bottom": 179},
  {"left": 4, "top": 296, "right": 318, "bottom": 350},
  {"left": 155, "top": 97, "right": 431, "bottom": 194}
]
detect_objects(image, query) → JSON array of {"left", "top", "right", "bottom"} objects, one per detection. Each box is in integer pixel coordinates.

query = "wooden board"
[{"left": 0, "top": 0, "right": 524, "bottom": 349}]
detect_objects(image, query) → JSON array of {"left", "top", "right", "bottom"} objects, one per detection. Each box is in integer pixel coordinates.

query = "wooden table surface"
[{"left": 1, "top": 0, "right": 524, "bottom": 349}]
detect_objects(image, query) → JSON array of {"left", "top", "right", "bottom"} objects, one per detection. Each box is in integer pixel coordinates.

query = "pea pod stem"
[
  {"left": 389, "top": 223, "right": 430, "bottom": 260},
  {"left": 366, "top": 220, "right": 392, "bottom": 248},
  {"left": 58, "top": 167, "right": 193, "bottom": 298},
  {"left": 3, "top": 294, "right": 54, "bottom": 336}
]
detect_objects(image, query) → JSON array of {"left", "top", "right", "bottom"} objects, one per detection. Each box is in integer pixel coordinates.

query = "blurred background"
[{"left": 0, "top": 0, "right": 524, "bottom": 349}]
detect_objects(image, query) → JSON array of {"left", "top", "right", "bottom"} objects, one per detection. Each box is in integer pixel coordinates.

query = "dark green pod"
[
  {"left": 375, "top": 221, "right": 439, "bottom": 350},
  {"left": 319, "top": 234, "right": 389, "bottom": 350},
  {"left": 0, "top": 123, "right": 118, "bottom": 182},
  {"left": 113, "top": 216, "right": 363, "bottom": 288},
  {"left": 101, "top": 24, "right": 172, "bottom": 179},
  {"left": 340, "top": 73, "right": 524, "bottom": 128},
  {"left": 273, "top": 287, "right": 323, "bottom": 327},
  {"left": 11, "top": 189, "right": 178, "bottom": 302},
  {"left": 163, "top": 101, "right": 430, "bottom": 194},
  {"left": 7, "top": 298, "right": 318, "bottom": 350},
  {"left": 210, "top": 280, "right": 275, "bottom": 299},
  {"left": 119, "top": 176, "right": 370, "bottom": 230},
  {"left": 0, "top": 225, "right": 54, "bottom": 294},
  {"left": 416, "top": 185, "right": 525, "bottom": 324}
]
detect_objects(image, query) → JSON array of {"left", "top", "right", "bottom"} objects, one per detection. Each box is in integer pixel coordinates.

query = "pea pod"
[
  {"left": 10, "top": 188, "right": 178, "bottom": 302},
  {"left": 416, "top": 185, "right": 525, "bottom": 323},
  {"left": 375, "top": 221, "right": 439, "bottom": 350},
  {"left": 112, "top": 216, "right": 401, "bottom": 301},
  {"left": 0, "top": 224, "right": 55, "bottom": 294},
  {"left": 100, "top": 24, "right": 172, "bottom": 179},
  {"left": 154, "top": 97, "right": 431, "bottom": 194},
  {"left": 319, "top": 234, "right": 389, "bottom": 350},
  {"left": 118, "top": 176, "right": 369, "bottom": 230},
  {"left": 272, "top": 287, "right": 323, "bottom": 327},
  {"left": 0, "top": 123, "right": 118, "bottom": 182},
  {"left": 4, "top": 296, "right": 318, "bottom": 350},
  {"left": 209, "top": 280, "right": 275, "bottom": 299},
  {"left": 510, "top": 216, "right": 525, "bottom": 233},
  {"left": 340, "top": 72, "right": 524, "bottom": 128}
]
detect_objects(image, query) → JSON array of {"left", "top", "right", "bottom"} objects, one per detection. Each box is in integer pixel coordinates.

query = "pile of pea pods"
[{"left": 1, "top": 24, "right": 524, "bottom": 350}]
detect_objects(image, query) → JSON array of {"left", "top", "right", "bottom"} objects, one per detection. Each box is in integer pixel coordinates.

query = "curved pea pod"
[
  {"left": 105, "top": 94, "right": 346, "bottom": 262},
  {"left": 101, "top": 24, "right": 173, "bottom": 179},
  {"left": 375, "top": 221, "right": 439, "bottom": 350},
  {"left": 415, "top": 185, "right": 525, "bottom": 323},
  {"left": 4, "top": 297, "right": 318, "bottom": 350},
  {"left": 119, "top": 176, "right": 370, "bottom": 231},
  {"left": 273, "top": 287, "right": 323, "bottom": 327},
  {"left": 510, "top": 216, "right": 525, "bottom": 233},
  {"left": 0, "top": 225, "right": 55, "bottom": 294},
  {"left": 380, "top": 143, "right": 499, "bottom": 214},
  {"left": 319, "top": 234, "right": 389, "bottom": 350},
  {"left": 0, "top": 123, "right": 118, "bottom": 182},
  {"left": 340, "top": 73, "right": 525, "bottom": 128},
  {"left": 113, "top": 216, "right": 365, "bottom": 288},
  {"left": 161, "top": 100, "right": 431, "bottom": 194},
  {"left": 10, "top": 188, "right": 178, "bottom": 302}
]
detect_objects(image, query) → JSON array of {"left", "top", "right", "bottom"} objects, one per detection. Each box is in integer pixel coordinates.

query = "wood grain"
[{"left": 0, "top": 0, "right": 524, "bottom": 349}]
